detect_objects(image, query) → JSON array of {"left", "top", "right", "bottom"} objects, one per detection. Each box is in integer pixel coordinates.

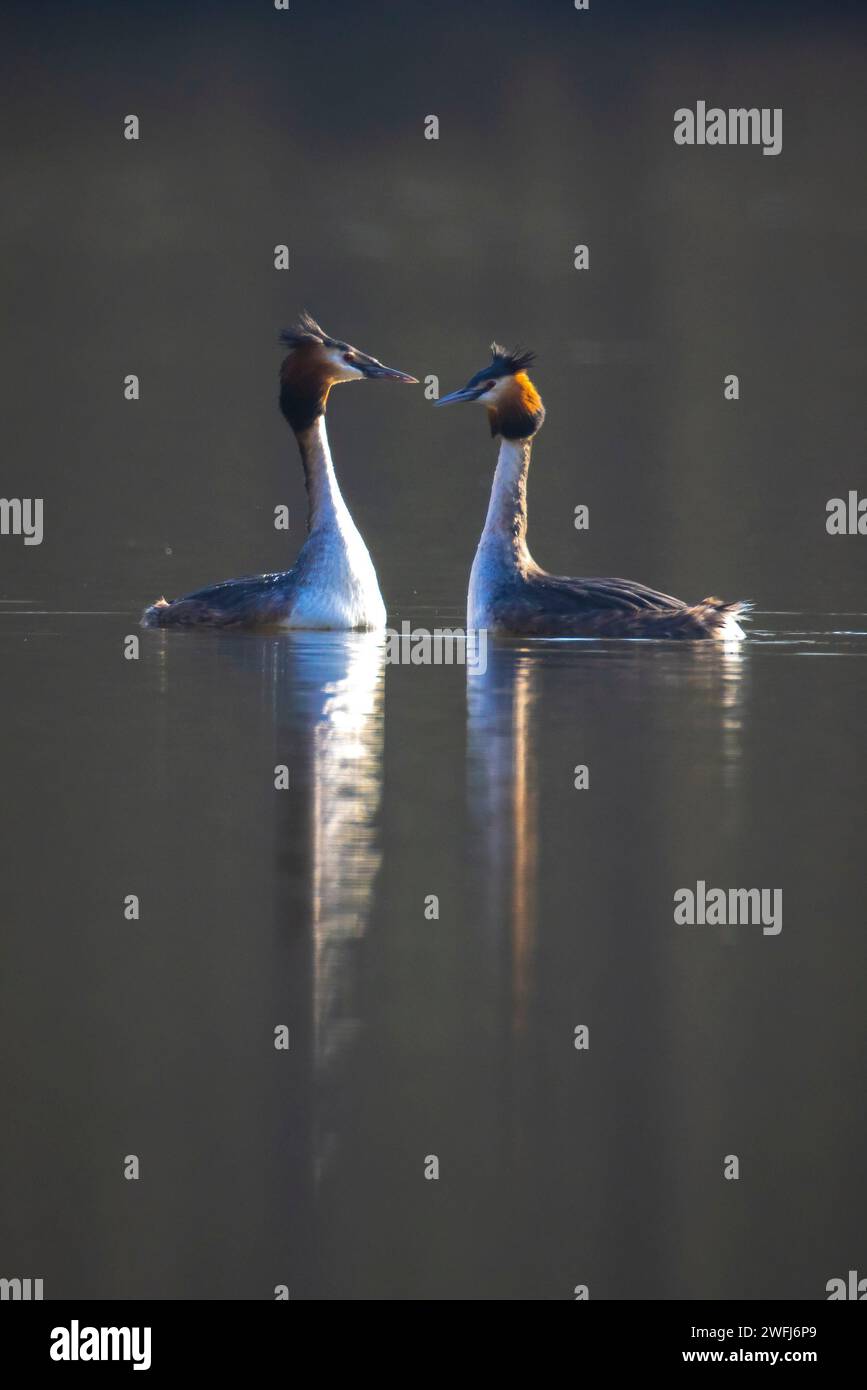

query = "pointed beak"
[
  {"left": 435, "top": 384, "right": 484, "bottom": 405},
  {"left": 360, "top": 360, "right": 418, "bottom": 383}
]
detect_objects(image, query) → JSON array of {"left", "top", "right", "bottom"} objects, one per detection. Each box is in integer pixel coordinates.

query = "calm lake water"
[{"left": 1, "top": 608, "right": 865, "bottom": 1299}]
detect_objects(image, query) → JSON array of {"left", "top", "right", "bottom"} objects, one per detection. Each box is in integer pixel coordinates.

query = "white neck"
[
  {"left": 296, "top": 415, "right": 352, "bottom": 533},
  {"left": 287, "top": 412, "right": 386, "bottom": 630},
  {"left": 480, "top": 436, "right": 533, "bottom": 564}
]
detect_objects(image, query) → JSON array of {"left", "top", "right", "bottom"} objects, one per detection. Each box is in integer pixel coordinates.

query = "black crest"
[
  {"left": 489, "top": 343, "right": 537, "bottom": 377},
  {"left": 279, "top": 313, "right": 333, "bottom": 349}
]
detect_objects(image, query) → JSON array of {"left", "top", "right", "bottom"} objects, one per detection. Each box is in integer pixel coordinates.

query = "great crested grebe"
[
  {"left": 437, "top": 344, "right": 747, "bottom": 640},
  {"left": 142, "top": 314, "right": 416, "bottom": 630}
]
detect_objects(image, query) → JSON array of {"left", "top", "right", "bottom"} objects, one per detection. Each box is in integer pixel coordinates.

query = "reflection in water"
[
  {"left": 148, "top": 629, "right": 385, "bottom": 1193},
  {"left": 466, "top": 637, "right": 750, "bottom": 1225},
  {"left": 682, "top": 637, "right": 748, "bottom": 793},
  {"left": 466, "top": 640, "right": 749, "bottom": 1001},
  {"left": 135, "top": 628, "right": 385, "bottom": 1287},
  {"left": 467, "top": 648, "right": 539, "bottom": 1038},
  {"left": 269, "top": 634, "right": 385, "bottom": 1184},
  {"left": 7, "top": 612, "right": 867, "bottom": 1297},
  {"left": 307, "top": 635, "right": 384, "bottom": 1181}
]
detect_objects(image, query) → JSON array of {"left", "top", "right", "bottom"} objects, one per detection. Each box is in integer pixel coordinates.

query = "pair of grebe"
[{"left": 143, "top": 316, "right": 745, "bottom": 640}]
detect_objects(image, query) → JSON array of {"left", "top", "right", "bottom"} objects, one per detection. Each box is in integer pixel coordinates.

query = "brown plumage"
[
  {"left": 481, "top": 572, "right": 744, "bottom": 639},
  {"left": 278, "top": 345, "right": 335, "bottom": 432},
  {"left": 486, "top": 371, "right": 545, "bottom": 441}
]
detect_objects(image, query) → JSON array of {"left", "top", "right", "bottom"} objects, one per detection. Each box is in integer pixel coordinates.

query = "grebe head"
[
  {"left": 278, "top": 312, "right": 417, "bottom": 431},
  {"left": 436, "top": 343, "right": 545, "bottom": 440}
]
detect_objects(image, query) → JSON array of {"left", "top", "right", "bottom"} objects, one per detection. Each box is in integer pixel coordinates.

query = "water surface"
[{"left": 1, "top": 609, "right": 864, "bottom": 1299}]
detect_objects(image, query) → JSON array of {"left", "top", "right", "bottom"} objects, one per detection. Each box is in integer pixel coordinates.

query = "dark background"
[
  {"left": 0, "top": 0, "right": 865, "bottom": 1302},
  {"left": 1, "top": 0, "right": 865, "bottom": 616}
]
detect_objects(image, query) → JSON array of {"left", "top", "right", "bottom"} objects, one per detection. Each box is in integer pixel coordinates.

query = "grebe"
[
  {"left": 142, "top": 314, "right": 416, "bottom": 630},
  {"left": 437, "top": 344, "right": 747, "bottom": 640}
]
